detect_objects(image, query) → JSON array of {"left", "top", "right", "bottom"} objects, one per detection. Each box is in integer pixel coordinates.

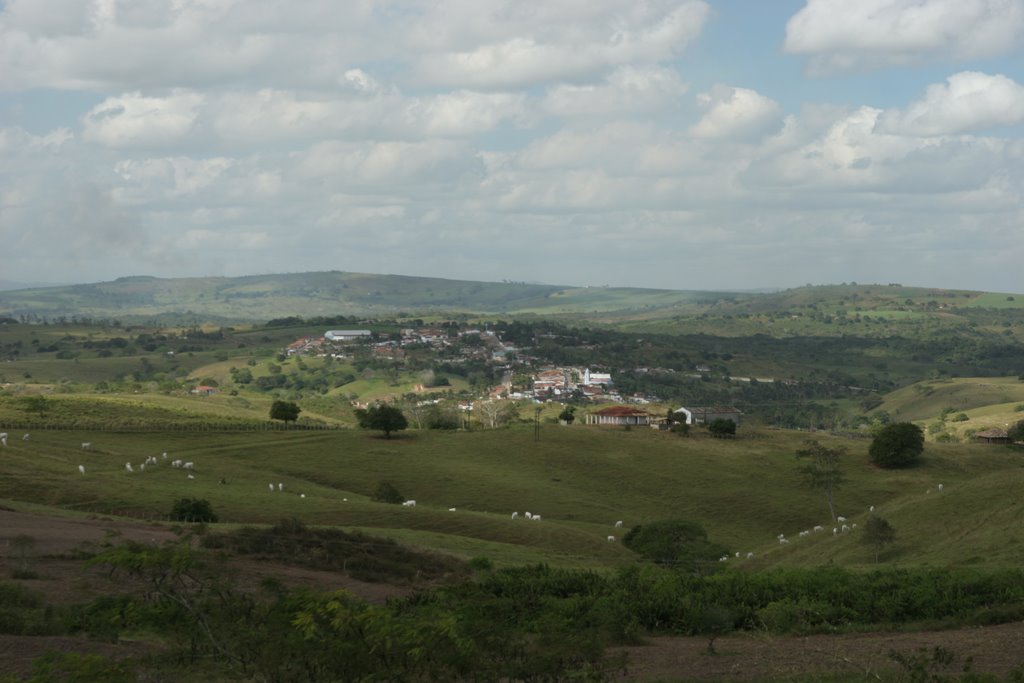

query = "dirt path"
[{"left": 615, "top": 622, "right": 1024, "bottom": 681}]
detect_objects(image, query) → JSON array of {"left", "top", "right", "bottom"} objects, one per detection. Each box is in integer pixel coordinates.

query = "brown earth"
[{"left": 3, "top": 509, "right": 1024, "bottom": 682}]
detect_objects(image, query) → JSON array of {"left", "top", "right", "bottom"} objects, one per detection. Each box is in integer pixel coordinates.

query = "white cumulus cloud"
[
  {"left": 82, "top": 90, "right": 204, "bottom": 147},
  {"left": 784, "top": 0, "right": 1024, "bottom": 73},
  {"left": 690, "top": 85, "right": 782, "bottom": 140},
  {"left": 542, "top": 66, "right": 688, "bottom": 118},
  {"left": 877, "top": 71, "right": 1024, "bottom": 136}
]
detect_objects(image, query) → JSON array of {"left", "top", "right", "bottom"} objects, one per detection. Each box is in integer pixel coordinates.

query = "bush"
[
  {"left": 371, "top": 481, "right": 404, "bottom": 504},
  {"left": 869, "top": 422, "right": 924, "bottom": 468},
  {"left": 707, "top": 419, "right": 736, "bottom": 437},
  {"left": 1008, "top": 420, "right": 1024, "bottom": 442},
  {"left": 670, "top": 422, "right": 690, "bottom": 436},
  {"left": 170, "top": 498, "right": 218, "bottom": 523},
  {"left": 622, "top": 520, "right": 727, "bottom": 573}
]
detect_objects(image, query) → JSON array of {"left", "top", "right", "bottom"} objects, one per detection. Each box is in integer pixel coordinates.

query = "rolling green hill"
[
  {"left": 5, "top": 272, "right": 1019, "bottom": 334},
  {"left": 0, "top": 271, "right": 725, "bottom": 323},
  {"left": 0, "top": 425, "right": 1020, "bottom": 570}
]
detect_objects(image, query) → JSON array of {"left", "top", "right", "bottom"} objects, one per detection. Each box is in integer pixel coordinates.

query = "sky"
[{"left": 1, "top": 0, "right": 1023, "bottom": 292}]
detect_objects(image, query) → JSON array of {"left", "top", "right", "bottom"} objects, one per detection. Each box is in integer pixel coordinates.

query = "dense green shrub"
[
  {"left": 622, "top": 520, "right": 727, "bottom": 573},
  {"left": 1008, "top": 419, "right": 1024, "bottom": 442},
  {"left": 869, "top": 422, "right": 925, "bottom": 468},
  {"left": 201, "top": 518, "right": 468, "bottom": 584},
  {"left": 170, "top": 497, "right": 218, "bottom": 523},
  {"left": 371, "top": 481, "right": 404, "bottom": 504},
  {"left": 707, "top": 419, "right": 736, "bottom": 437}
]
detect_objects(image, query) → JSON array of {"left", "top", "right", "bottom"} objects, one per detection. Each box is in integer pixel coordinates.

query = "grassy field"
[
  {"left": 874, "top": 377, "right": 1024, "bottom": 424},
  {"left": 0, "top": 424, "right": 1020, "bottom": 570}
]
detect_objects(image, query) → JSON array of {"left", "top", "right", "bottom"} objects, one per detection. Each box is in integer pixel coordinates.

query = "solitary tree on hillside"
[
  {"left": 869, "top": 422, "right": 924, "bottom": 468},
  {"left": 356, "top": 404, "right": 408, "bottom": 439},
  {"left": 270, "top": 400, "right": 301, "bottom": 424},
  {"left": 861, "top": 514, "right": 896, "bottom": 563},
  {"left": 796, "top": 440, "right": 845, "bottom": 522}
]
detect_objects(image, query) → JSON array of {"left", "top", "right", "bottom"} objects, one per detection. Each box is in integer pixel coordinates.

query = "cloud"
[
  {"left": 877, "top": 71, "right": 1024, "bottom": 136},
  {"left": 784, "top": 0, "right": 1024, "bottom": 73},
  {"left": 413, "top": 1, "right": 710, "bottom": 88},
  {"left": 542, "top": 66, "right": 688, "bottom": 118},
  {"left": 82, "top": 91, "right": 204, "bottom": 147},
  {"left": 0, "top": 126, "right": 148, "bottom": 277},
  {"left": 690, "top": 85, "right": 782, "bottom": 140},
  {"left": 0, "top": 0, "right": 710, "bottom": 92},
  {"left": 744, "top": 106, "right": 1022, "bottom": 201}
]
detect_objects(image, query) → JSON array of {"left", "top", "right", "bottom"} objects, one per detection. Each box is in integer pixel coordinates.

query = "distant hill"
[
  {"left": 0, "top": 271, "right": 732, "bottom": 323},
  {"left": 0, "top": 279, "right": 68, "bottom": 292},
  {"left": 0, "top": 272, "right": 1020, "bottom": 327}
]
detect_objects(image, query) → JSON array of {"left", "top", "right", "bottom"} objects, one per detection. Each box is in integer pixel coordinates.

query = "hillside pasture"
[
  {"left": 875, "top": 377, "right": 1024, "bottom": 423},
  {"left": 0, "top": 425, "right": 1019, "bottom": 570}
]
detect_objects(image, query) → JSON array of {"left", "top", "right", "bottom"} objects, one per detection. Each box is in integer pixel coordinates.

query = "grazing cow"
[
  {"left": 81, "top": 442, "right": 91, "bottom": 450},
  {"left": 78, "top": 465, "right": 85, "bottom": 475},
  {"left": 607, "top": 536, "right": 616, "bottom": 542}
]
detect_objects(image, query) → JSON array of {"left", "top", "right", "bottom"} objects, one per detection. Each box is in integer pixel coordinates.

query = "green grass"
[
  {"left": 0, "top": 425, "right": 1021, "bottom": 570},
  {"left": 875, "top": 377, "right": 1024, "bottom": 423}
]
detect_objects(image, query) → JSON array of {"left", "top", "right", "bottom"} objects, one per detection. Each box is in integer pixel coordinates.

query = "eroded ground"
[{"left": 2, "top": 509, "right": 1023, "bottom": 682}]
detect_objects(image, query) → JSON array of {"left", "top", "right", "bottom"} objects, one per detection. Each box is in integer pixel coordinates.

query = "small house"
[
  {"left": 975, "top": 428, "right": 1010, "bottom": 444},
  {"left": 586, "top": 406, "right": 653, "bottom": 426}
]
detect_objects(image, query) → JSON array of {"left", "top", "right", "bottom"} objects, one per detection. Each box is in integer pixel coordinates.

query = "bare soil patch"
[
  {"left": 5, "top": 510, "right": 1024, "bottom": 681},
  {"left": 615, "top": 621, "right": 1024, "bottom": 681}
]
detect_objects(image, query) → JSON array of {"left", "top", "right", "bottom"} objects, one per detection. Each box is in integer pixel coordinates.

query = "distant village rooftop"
[{"left": 324, "top": 330, "right": 372, "bottom": 341}]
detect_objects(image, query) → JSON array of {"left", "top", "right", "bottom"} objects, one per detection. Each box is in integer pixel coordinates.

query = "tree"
[
  {"left": 707, "top": 418, "right": 736, "bottom": 437},
  {"left": 170, "top": 498, "right": 218, "bottom": 523},
  {"left": 479, "top": 400, "right": 518, "bottom": 429},
  {"left": 861, "top": 514, "right": 896, "bottom": 563},
  {"left": 371, "top": 481, "right": 405, "bottom": 504},
  {"left": 1007, "top": 419, "right": 1024, "bottom": 442},
  {"left": 557, "top": 405, "right": 576, "bottom": 424},
  {"left": 622, "top": 520, "right": 728, "bottom": 574},
  {"left": 796, "top": 440, "right": 844, "bottom": 522},
  {"left": 355, "top": 404, "right": 408, "bottom": 438},
  {"left": 869, "top": 422, "right": 924, "bottom": 468},
  {"left": 269, "top": 400, "right": 301, "bottom": 424}
]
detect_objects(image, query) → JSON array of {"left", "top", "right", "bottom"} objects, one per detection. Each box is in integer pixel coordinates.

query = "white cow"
[
  {"left": 81, "top": 442, "right": 91, "bottom": 450},
  {"left": 78, "top": 465, "right": 85, "bottom": 475}
]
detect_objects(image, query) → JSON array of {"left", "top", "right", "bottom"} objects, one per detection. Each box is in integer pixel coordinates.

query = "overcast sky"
[{"left": 1, "top": 0, "right": 1023, "bottom": 292}]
